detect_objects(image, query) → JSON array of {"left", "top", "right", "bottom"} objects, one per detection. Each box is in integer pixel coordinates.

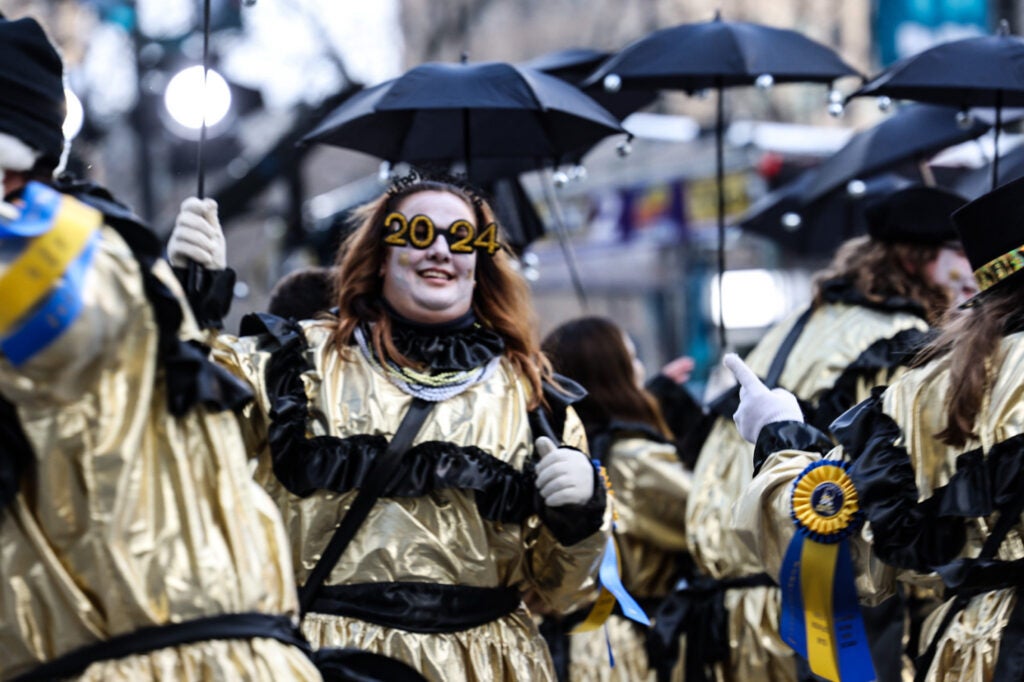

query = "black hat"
[
  {"left": 864, "top": 186, "right": 966, "bottom": 245},
  {"left": 951, "top": 175, "right": 1024, "bottom": 296},
  {"left": 0, "top": 17, "right": 65, "bottom": 170}
]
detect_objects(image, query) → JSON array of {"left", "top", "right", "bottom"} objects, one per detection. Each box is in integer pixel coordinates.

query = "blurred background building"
[{"left": 5, "top": 0, "right": 1017, "bottom": 392}]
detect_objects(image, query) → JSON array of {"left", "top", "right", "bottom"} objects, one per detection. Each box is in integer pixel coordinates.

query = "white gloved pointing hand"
[
  {"left": 535, "top": 436, "right": 595, "bottom": 507},
  {"left": 168, "top": 197, "right": 226, "bottom": 270},
  {"left": 723, "top": 353, "right": 803, "bottom": 444}
]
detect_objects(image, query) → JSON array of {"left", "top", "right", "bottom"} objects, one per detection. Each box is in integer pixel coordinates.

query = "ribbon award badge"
[{"left": 779, "top": 460, "right": 876, "bottom": 682}]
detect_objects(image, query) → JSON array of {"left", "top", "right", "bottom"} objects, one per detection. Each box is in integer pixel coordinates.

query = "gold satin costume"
[
  {"left": 686, "top": 301, "right": 929, "bottom": 681},
  {"left": 0, "top": 226, "right": 319, "bottom": 680},
  {"left": 733, "top": 332, "right": 1024, "bottom": 682},
  {"left": 213, "top": 320, "right": 610, "bottom": 682},
  {"left": 567, "top": 433, "right": 692, "bottom": 682}
]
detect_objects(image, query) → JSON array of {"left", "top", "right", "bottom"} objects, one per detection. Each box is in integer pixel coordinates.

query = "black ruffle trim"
[
  {"left": 386, "top": 309, "right": 506, "bottom": 372},
  {"left": 811, "top": 327, "right": 936, "bottom": 432},
  {"left": 752, "top": 420, "right": 834, "bottom": 477},
  {"left": 242, "top": 312, "right": 549, "bottom": 525},
  {"left": 55, "top": 177, "right": 251, "bottom": 417},
  {"left": 818, "top": 277, "right": 929, "bottom": 319},
  {"left": 832, "top": 390, "right": 1024, "bottom": 573}
]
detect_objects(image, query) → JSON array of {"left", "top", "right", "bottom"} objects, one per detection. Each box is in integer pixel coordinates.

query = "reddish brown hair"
[
  {"left": 913, "top": 276, "right": 1024, "bottom": 446},
  {"left": 542, "top": 316, "right": 670, "bottom": 438},
  {"left": 330, "top": 179, "right": 551, "bottom": 408},
  {"left": 812, "top": 236, "right": 951, "bottom": 325}
]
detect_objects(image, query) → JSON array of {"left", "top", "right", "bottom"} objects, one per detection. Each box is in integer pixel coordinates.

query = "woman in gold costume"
[
  {"left": 727, "top": 175, "right": 1024, "bottom": 681},
  {"left": 168, "top": 174, "right": 610, "bottom": 681},
  {"left": 540, "top": 316, "right": 693, "bottom": 682},
  {"left": 675, "top": 186, "right": 975, "bottom": 682},
  {"left": 0, "top": 15, "right": 321, "bottom": 682}
]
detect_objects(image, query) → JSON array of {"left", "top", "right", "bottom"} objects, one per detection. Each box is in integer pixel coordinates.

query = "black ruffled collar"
[
  {"left": 819, "top": 277, "right": 928, "bottom": 319},
  {"left": 382, "top": 301, "right": 505, "bottom": 372}
]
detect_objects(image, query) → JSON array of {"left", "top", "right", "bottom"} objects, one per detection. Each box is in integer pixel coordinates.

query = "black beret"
[{"left": 864, "top": 186, "right": 966, "bottom": 245}]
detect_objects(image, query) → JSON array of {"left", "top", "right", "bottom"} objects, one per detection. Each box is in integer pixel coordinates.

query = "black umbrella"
[
  {"left": 303, "top": 61, "right": 625, "bottom": 168},
  {"left": 585, "top": 12, "right": 859, "bottom": 348},
  {"left": 740, "top": 171, "right": 914, "bottom": 256},
  {"left": 850, "top": 21, "right": 1024, "bottom": 189},
  {"left": 803, "top": 104, "right": 989, "bottom": 203},
  {"left": 303, "top": 60, "right": 627, "bottom": 309},
  {"left": 952, "top": 142, "right": 1024, "bottom": 199}
]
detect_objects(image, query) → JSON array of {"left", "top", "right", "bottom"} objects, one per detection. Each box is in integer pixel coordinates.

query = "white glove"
[
  {"left": 535, "top": 436, "right": 595, "bottom": 507},
  {"left": 723, "top": 353, "right": 803, "bottom": 444},
  {"left": 168, "top": 197, "right": 226, "bottom": 269}
]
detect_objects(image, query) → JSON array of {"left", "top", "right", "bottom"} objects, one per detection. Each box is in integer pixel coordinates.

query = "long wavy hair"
[
  {"left": 811, "top": 236, "right": 952, "bottom": 325},
  {"left": 330, "top": 178, "right": 551, "bottom": 408},
  {"left": 913, "top": 275, "right": 1024, "bottom": 446},
  {"left": 542, "top": 316, "right": 670, "bottom": 439}
]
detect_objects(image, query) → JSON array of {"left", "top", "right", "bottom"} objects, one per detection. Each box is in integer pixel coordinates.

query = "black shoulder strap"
[
  {"left": 765, "top": 306, "right": 815, "bottom": 388},
  {"left": 298, "top": 398, "right": 435, "bottom": 615},
  {"left": 914, "top": 473, "right": 1024, "bottom": 681}
]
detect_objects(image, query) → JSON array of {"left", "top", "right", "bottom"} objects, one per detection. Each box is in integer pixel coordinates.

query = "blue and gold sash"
[{"left": 779, "top": 460, "right": 876, "bottom": 682}]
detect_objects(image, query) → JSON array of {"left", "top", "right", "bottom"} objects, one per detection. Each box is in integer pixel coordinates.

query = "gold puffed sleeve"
[{"left": 524, "top": 406, "right": 610, "bottom": 614}]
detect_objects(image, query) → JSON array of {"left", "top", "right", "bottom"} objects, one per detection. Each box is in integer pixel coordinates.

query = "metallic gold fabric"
[
  {"left": 213, "top": 321, "right": 609, "bottom": 681},
  {"left": 566, "top": 436, "right": 690, "bottom": 682},
  {"left": 0, "top": 227, "right": 318, "bottom": 681},
  {"left": 734, "top": 332, "right": 1024, "bottom": 682},
  {"left": 687, "top": 303, "right": 929, "bottom": 681}
]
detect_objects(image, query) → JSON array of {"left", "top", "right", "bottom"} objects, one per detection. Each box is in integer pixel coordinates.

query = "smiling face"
[{"left": 380, "top": 190, "right": 478, "bottom": 324}]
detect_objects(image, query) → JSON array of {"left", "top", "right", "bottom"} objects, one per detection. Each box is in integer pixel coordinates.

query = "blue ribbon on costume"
[
  {"left": 0, "top": 181, "right": 62, "bottom": 238},
  {"left": 1, "top": 234, "right": 98, "bottom": 366},
  {"left": 778, "top": 459, "right": 876, "bottom": 682}
]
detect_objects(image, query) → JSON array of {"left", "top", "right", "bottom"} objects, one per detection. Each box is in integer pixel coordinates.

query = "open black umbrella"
[
  {"left": 952, "top": 142, "right": 1024, "bottom": 199},
  {"left": 850, "top": 21, "right": 1024, "bottom": 189},
  {"left": 585, "top": 12, "right": 859, "bottom": 348},
  {"left": 803, "top": 104, "right": 989, "bottom": 203},
  {"left": 740, "top": 172, "right": 914, "bottom": 256},
  {"left": 303, "top": 60, "right": 627, "bottom": 309},
  {"left": 303, "top": 61, "right": 625, "bottom": 168}
]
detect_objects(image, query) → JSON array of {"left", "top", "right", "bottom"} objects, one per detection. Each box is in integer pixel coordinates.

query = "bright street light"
[
  {"left": 63, "top": 88, "right": 84, "bottom": 141},
  {"left": 163, "top": 65, "right": 232, "bottom": 131}
]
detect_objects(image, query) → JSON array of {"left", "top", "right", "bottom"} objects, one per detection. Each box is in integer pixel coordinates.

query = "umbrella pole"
[
  {"left": 715, "top": 80, "right": 727, "bottom": 351},
  {"left": 542, "top": 168, "right": 589, "bottom": 311},
  {"left": 187, "top": 0, "right": 213, "bottom": 293},
  {"left": 992, "top": 90, "right": 1003, "bottom": 190}
]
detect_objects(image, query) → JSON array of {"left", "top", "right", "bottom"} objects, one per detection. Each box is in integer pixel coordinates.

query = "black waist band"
[
  {"left": 12, "top": 612, "right": 309, "bottom": 682},
  {"left": 308, "top": 582, "right": 521, "bottom": 634}
]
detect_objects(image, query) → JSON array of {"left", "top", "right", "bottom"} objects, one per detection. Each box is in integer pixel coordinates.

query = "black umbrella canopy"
[
  {"left": 740, "top": 171, "right": 915, "bottom": 256},
  {"left": 953, "top": 143, "right": 1024, "bottom": 199},
  {"left": 302, "top": 61, "right": 626, "bottom": 165},
  {"left": 852, "top": 31, "right": 1024, "bottom": 107},
  {"left": 585, "top": 16, "right": 860, "bottom": 90},
  {"left": 803, "top": 104, "right": 990, "bottom": 203}
]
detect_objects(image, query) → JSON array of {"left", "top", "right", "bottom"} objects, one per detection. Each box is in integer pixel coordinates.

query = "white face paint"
[
  {"left": 926, "top": 246, "right": 978, "bottom": 308},
  {"left": 380, "top": 191, "right": 478, "bottom": 324}
]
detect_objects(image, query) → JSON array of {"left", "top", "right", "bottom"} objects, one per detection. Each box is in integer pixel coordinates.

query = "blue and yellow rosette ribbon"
[
  {"left": 571, "top": 462, "right": 650, "bottom": 666},
  {"left": 779, "top": 460, "right": 876, "bottom": 682},
  {"left": 0, "top": 182, "right": 101, "bottom": 366}
]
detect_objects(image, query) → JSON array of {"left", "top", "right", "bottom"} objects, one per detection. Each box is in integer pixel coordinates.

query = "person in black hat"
[
  {"left": 727, "top": 176, "right": 1024, "bottom": 682},
  {"left": 0, "top": 15, "right": 327, "bottom": 682},
  {"left": 668, "top": 184, "right": 973, "bottom": 682}
]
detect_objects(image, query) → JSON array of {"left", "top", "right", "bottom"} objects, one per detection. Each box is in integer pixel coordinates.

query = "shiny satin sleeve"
[
  {"left": 731, "top": 446, "right": 898, "bottom": 606},
  {"left": 209, "top": 331, "right": 274, "bottom": 454},
  {"left": 525, "top": 407, "right": 610, "bottom": 614}
]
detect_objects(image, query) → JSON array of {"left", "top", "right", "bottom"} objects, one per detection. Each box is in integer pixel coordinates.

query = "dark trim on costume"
[
  {"left": 817, "top": 277, "right": 929, "bottom": 319},
  {"left": 11, "top": 613, "right": 310, "bottom": 682},
  {"left": 811, "top": 327, "right": 935, "bottom": 432},
  {"left": 385, "top": 304, "right": 506, "bottom": 372},
  {"left": 752, "top": 421, "right": 834, "bottom": 477},
  {"left": 586, "top": 419, "right": 671, "bottom": 466},
  {"left": 309, "top": 582, "right": 521, "bottom": 634},
  {"left": 646, "top": 573, "right": 776, "bottom": 682},
  {"left": 170, "top": 265, "right": 236, "bottom": 331}
]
